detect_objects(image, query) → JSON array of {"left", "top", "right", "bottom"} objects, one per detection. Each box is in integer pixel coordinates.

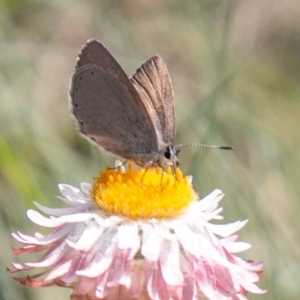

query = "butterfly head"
[{"left": 160, "top": 144, "right": 179, "bottom": 168}]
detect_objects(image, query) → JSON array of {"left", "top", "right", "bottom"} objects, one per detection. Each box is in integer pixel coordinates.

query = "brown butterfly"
[{"left": 69, "top": 38, "right": 178, "bottom": 168}]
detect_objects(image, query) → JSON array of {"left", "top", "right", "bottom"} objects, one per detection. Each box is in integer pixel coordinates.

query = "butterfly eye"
[{"left": 164, "top": 147, "right": 171, "bottom": 160}]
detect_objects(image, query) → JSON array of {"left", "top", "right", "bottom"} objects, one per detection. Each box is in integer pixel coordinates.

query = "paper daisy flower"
[{"left": 9, "top": 163, "right": 265, "bottom": 300}]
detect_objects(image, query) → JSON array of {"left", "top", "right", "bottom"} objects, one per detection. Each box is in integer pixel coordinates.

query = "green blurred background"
[{"left": 1, "top": 0, "right": 299, "bottom": 299}]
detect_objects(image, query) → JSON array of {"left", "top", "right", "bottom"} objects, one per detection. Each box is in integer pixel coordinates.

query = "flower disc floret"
[{"left": 91, "top": 163, "right": 197, "bottom": 219}]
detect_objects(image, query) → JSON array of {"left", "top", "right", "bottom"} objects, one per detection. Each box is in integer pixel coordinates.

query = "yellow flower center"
[{"left": 91, "top": 162, "right": 197, "bottom": 219}]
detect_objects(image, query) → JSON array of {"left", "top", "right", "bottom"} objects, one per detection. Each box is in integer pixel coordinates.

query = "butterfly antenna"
[{"left": 174, "top": 143, "right": 234, "bottom": 150}]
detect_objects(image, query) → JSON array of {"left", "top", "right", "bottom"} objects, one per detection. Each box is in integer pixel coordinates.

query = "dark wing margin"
[{"left": 130, "top": 55, "right": 175, "bottom": 144}]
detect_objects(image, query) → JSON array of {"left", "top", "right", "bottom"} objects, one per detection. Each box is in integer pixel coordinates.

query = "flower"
[{"left": 8, "top": 163, "right": 265, "bottom": 300}]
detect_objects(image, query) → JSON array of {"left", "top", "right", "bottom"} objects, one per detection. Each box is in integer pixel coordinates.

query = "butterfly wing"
[
  {"left": 75, "top": 38, "right": 154, "bottom": 128},
  {"left": 70, "top": 64, "right": 160, "bottom": 160},
  {"left": 69, "top": 40, "right": 160, "bottom": 163},
  {"left": 130, "top": 55, "right": 175, "bottom": 145}
]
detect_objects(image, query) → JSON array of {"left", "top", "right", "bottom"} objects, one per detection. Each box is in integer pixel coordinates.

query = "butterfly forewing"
[{"left": 70, "top": 64, "right": 159, "bottom": 161}]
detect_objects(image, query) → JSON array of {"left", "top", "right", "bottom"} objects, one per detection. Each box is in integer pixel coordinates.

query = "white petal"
[
  {"left": 240, "top": 279, "right": 266, "bottom": 294},
  {"left": 77, "top": 226, "right": 118, "bottom": 277},
  {"left": 224, "top": 241, "right": 251, "bottom": 253},
  {"left": 141, "top": 223, "right": 162, "bottom": 262},
  {"left": 67, "top": 221, "right": 104, "bottom": 251},
  {"left": 26, "top": 241, "right": 68, "bottom": 267},
  {"left": 80, "top": 183, "right": 92, "bottom": 195},
  {"left": 118, "top": 222, "right": 140, "bottom": 255},
  {"left": 174, "top": 222, "right": 205, "bottom": 256},
  {"left": 207, "top": 220, "right": 248, "bottom": 237},
  {"left": 11, "top": 262, "right": 32, "bottom": 271},
  {"left": 56, "top": 195, "right": 89, "bottom": 206},
  {"left": 14, "top": 223, "right": 73, "bottom": 245},
  {"left": 45, "top": 261, "right": 71, "bottom": 280},
  {"left": 160, "top": 238, "right": 183, "bottom": 285},
  {"left": 199, "top": 189, "right": 224, "bottom": 206},
  {"left": 58, "top": 184, "right": 85, "bottom": 198},
  {"left": 206, "top": 207, "right": 224, "bottom": 220},
  {"left": 33, "top": 201, "right": 91, "bottom": 216},
  {"left": 55, "top": 212, "right": 96, "bottom": 223},
  {"left": 27, "top": 210, "right": 61, "bottom": 227}
]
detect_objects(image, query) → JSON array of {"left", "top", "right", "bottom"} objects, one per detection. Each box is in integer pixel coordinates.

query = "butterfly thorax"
[{"left": 131, "top": 144, "right": 178, "bottom": 168}]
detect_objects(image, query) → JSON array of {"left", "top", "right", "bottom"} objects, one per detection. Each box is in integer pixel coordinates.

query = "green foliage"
[{"left": 1, "top": 1, "right": 299, "bottom": 299}]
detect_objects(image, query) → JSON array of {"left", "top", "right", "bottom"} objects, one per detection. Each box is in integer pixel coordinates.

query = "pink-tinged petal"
[
  {"left": 45, "top": 261, "right": 72, "bottom": 281},
  {"left": 14, "top": 224, "right": 73, "bottom": 246},
  {"left": 177, "top": 254, "right": 196, "bottom": 300},
  {"left": 126, "top": 259, "right": 145, "bottom": 298},
  {"left": 11, "top": 262, "right": 33, "bottom": 271},
  {"left": 73, "top": 276, "right": 97, "bottom": 295},
  {"left": 13, "top": 272, "right": 55, "bottom": 287},
  {"left": 11, "top": 244, "right": 45, "bottom": 255},
  {"left": 247, "top": 261, "right": 264, "bottom": 272},
  {"left": 107, "top": 249, "right": 132, "bottom": 286},
  {"left": 223, "top": 249, "right": 263, "bottom": 277},
  {"left": 146, "top": 261, "right": 169, "bottom": 300},
  {"left": 76, "top": 227, "right": 118, "bottom": 277},
  {"left": 190, "top": 232, "right": 243, "bottom": 270},
  {"left": 181, "top": 272, "right": 196, "bottom": 300},
  {"left": 60, "top": 250, "right": 93, "bottom": 283},
  {"left": 215, "top": 264, "right": 240, "bottom": 294},
  {"left": 159, "top": 238, "right": 183, "bottom": 286},
  {"left": 99, "top": 223, "right": 140, "bottom": 286},
  {"left": 27, "top": 239, "right": 69, "bottom": 268},
  {"left": 11, "top": 240, "right": 67, "bottom": 272},
  {"left": 193, "top": 258, "right": 215, "bottom": 297},
  {"left": 95, "top": 270, "right": 111, "bottom": 298}
]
